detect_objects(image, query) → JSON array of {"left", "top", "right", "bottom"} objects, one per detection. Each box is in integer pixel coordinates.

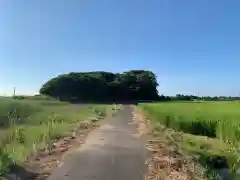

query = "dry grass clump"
[
  {"left": 134, "top": 108, "right": 208, "bottom": 180},
  {"left": 145, "top": 124, "right": 207, "bottom": 180}
]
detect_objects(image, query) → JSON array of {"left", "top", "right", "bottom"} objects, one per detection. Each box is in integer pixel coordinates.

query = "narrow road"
[{"left": 48, "top": 105, "right": 147, "bottom": 180}]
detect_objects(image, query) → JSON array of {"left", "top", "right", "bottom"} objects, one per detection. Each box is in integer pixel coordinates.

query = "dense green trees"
[{"left": 39, "top": 70, "right": 159, "bottom": 102}]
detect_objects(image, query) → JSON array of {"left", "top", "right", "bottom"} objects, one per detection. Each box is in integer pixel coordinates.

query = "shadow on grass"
[
  {"left": 193, "top": 152, "right": 232, "bottom": 179},
  {"left": 195, "top": 152, "right": 228, "bottom": 168},
  {"left": 2, "top": 163, "right": 50, "bottom": 180}
]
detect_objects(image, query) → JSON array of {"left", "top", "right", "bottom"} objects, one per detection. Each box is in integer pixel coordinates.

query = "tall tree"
[{"left": 40, "top": 70, "right": 159, "bottom": 102}]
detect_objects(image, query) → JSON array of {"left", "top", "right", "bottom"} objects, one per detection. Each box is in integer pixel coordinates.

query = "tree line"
[
  {"left": 40, "top": 70, "right": 159, "bottom": 102},
  {"left": 39, "top": 70, "right": 238, "bottom": 103},
  {"left": 158, "top": 94, "right": 240, "bottom": 101}
]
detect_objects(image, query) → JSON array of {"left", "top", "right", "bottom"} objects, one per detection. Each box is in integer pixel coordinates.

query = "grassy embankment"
[
  {"left": 139, "top": 101, "right": 240, "bottom": 175},
  {"left": 0, "top": 96, "right": 114, "bottom": 175}
]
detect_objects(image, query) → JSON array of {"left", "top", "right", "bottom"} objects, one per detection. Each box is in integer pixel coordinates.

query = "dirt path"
[{"left": 47, "top": 105, "right": 147, "bottom": 180}]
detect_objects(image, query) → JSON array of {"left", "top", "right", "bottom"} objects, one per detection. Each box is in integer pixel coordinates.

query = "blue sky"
[{"left": 0, "top": 0, "right": 240, "bottom": 96}]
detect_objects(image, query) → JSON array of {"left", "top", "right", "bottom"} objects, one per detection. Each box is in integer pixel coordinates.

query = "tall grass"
[
  {"left": 139, "top": 101, "right": 240, "bottom": 145},
  {"left": 0, "top": 97, "right": 110, "bottom": 175},
  {"left": 139, "top": 101, "right": 240, "bottom": 177}
]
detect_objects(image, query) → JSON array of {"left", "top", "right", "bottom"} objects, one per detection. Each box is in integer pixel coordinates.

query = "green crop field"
[
  {"left": 0, "top": 97, "right": 111, "bottom": 175},
  {"left": 140, "top": 101, "right": 240, "bottom": 143},
  {"left": 139, "top": 101, "right": 240, "bottom": 175}
]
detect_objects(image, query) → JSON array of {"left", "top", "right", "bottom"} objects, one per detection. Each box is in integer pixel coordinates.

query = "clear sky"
[{"left": 0, "top": 0, "right": 240, "bottom": 96}]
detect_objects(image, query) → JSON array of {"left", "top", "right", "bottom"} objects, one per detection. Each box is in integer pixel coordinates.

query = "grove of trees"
[
  {"left": 39, "top": 70, "right": 239, "bottom": 103},
  {"left": 40, "top": 70, "right": 159, "bottom": 102}
]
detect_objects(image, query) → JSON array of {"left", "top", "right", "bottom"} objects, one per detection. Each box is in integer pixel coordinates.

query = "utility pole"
[
  {"left": 13, "top": 87, "right": 16, "bottom": 97},
  {"left": 196, "top": 92, "right": 200, "bottom": 101}
]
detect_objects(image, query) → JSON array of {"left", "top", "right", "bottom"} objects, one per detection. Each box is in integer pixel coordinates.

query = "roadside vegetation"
[
  {"left": 3, "top": 69, "right": 239, "bottom": 179},
  {"left": 0, "top": 96, "right": 111, "bottom": 175},
  {"left": 139, "top": 101, "right": 240, "bottom": 178},
  {"left": 0, "top": 69, "right": 158, "bottom": 177}
]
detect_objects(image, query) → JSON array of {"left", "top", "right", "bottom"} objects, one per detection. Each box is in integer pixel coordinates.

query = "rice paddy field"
[
  {"left": 0, "top": 97, "right": 111, "bottom": 175},
  {"left": 139, "top": 101, "right": 240, "bottom": 175}
]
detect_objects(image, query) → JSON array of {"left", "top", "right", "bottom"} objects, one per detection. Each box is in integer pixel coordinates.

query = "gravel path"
[{"left": 48, "top": 105, "right": 147, "bottom": 180}]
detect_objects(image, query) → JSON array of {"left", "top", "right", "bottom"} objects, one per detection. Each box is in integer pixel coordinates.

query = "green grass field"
[
  {"left": 0, "top": 97, "right": 111, "bottom": 175},
  {"left": 139, "top": 101, "right": 240, "bottom": 175},
  {"left": 140, "top": 101, "right": 240, "bottom": 143}
]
